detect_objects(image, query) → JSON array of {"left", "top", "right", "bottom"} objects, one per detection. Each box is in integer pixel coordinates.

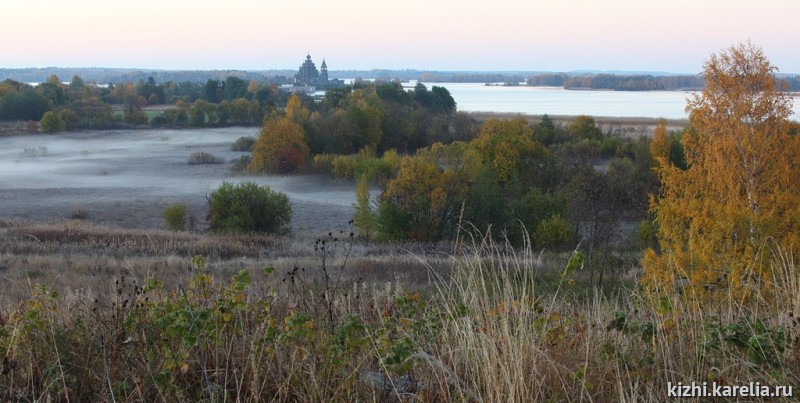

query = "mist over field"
[{"left": 1, "top": 128, "right": 357, "bottom": 232}]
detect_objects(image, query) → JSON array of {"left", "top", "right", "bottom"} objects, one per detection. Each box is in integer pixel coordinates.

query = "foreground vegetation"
[{"left": 0, "top": 221, "right": 797, "bottom": 401}]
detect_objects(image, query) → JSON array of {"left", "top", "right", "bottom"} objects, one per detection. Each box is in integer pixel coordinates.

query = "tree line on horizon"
[
  {"left": 0, "top": 75, "right": 297, "bottom": 131},
  {"left": 527, "top": 73, "right": 705, "bottom": 91},
  {"left": 0, "top": 73, "right": 465, "bottom": 134}
]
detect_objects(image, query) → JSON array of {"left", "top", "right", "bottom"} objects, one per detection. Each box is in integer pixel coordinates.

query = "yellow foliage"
[
  {"left": 383, "top": 155, "right": 469, "bottom": 240},
  {"left": 284, "top": 94, "right": 309, "bottom": 124},
  {"left": 643, "top": 42, "right": 800, "bottom": 301},
  {"left": 470, "top": 117, "right": 545, "bottom": 182},
  {"left": 249, "top": 117, "right": 309, "bottom": 173},
  {"left": 417, "top": 141, "right": 482, "bottom": 180},
  {"left": 649, "top": 119, "right": 671, "bottom": 166}
]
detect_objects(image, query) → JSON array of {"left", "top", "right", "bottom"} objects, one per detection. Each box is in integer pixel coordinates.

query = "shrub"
[
  {"left": 375, "top": 201, "right": 410, "bottom": 240},
  {"left": 230, "top": 136, "right": 256, "bottom": 152},
  {"left": 40, "top": 111, "right": 65, "bottom": 133},
  {"left": 70, "top": 205, "right": 89, "bottom": 220},
  {"left": 330, "top": 152, "right": 394, "bottom": 182},
  {"left": 635, "top": 219, "right": 657, "bottom": 249},
  {"left": 311, "top": 154, "right": 335, "bottom": 174},
  {"left": 20, "top": 146, "right": 48, "bottom": 158},
  {"left": 229, "top": 155, "right": 252, "bottom": 174},
  {"left": 187, "top": 151, "right": 224, "bottom": 165},
  {"left": 162, "top": 204, "right": 188, "bottom": 231},
  {"left": 208, "top": 181, "right": 291, "bottom": 234},
  {"left": 331, "top": 155, "right": 356, "bottom": 179},
  {"left": 534, "top": 215, "right": 574, "bottom": 250}
]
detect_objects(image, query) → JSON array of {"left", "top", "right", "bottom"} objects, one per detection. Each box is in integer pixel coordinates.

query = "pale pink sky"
[{"left": 4, "top": 0, "right": 799, "bottom": 74}]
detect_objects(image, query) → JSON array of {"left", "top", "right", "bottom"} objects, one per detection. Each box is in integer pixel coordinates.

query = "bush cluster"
[
  {"left": 208, "top": 181, "right": 291, "bottom": 234},
  {"left": 186, "top": 151, "right": 224, "bottom": 165},
  {"left": 162, "top": 204, "right": 188, "bottom": 231},
  {"left": 230, "top": 136, "right": 256, "bottom": 152}
]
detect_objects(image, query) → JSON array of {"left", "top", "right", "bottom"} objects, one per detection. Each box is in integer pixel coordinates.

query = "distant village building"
[
  {"left": 281, "top": 54, "right": 341, "bottom": 94},
  {"left": 319, "top": 59, "right": 329, "bottom": 84},
  {"left": 295, "top": 54, "right": 320, "bottom": 86}
]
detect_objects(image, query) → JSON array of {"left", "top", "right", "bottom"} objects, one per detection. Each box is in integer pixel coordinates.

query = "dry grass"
[
  {"left": 421, "top": 233, "right": 799, "bottom": 401},
  {"left": 1, "top": 219, "right": 276, "bottom": 259},
  {"left": 0, "top": 222, "right": 797, "bottom": 401},
  {"left": 0, "top": 219, "right": 451, "bottom": 309}
]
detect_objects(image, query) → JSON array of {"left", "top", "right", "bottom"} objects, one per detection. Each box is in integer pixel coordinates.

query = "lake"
[{"left": 402, "top": 82, "right": 800, "bottom": 120}]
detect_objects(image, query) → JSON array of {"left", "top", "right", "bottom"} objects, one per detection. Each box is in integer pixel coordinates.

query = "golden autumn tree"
[
  {"left": 249, "top": 117, "right": 310, "bottom": 173},
  {"left": 470, "top": 117, "right": 547, "bottom": 183},
  {"left": 379, "top": 154, "right": 470, "bottom": 241},
  {"left": 649, "top": 119, "right": 671, "bottom": 163},
  {"left": 642, "top": 42, "right": 799, "bottom": 300},
  {"left": 284, "top": 94, "right": 309, "bottom": 124}
]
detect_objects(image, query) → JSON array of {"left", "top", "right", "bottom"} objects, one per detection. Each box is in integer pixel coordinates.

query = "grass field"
[{"left": 0, "top": 219, "right": 796, "bottom": 401}]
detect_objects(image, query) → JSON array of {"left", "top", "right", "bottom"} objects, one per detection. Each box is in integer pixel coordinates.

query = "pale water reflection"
[{"left": 406, "top": 82, "right": 799, "bottom": 119}]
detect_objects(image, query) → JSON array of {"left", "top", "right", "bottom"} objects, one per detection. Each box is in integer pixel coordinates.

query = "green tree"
[
  {"left": 36, "top": 82, "right": 66, "bottom": 108},
  {"left": 511, "top": 188, "right": 566, "bottom": 245},
  {"left": 162, "top": 204, "right": 188, "bottom": 231},
  {"left": 532, "top": 114, "right": 562, "bottom": 146},
  {"left": 190, "top": 99, "right": 214, "bottom": 126},
  {"left": 59, "top": 108, "right": 78, "bottom": 130},
  {"left": 229, "top": 98, "right": 251, "bottom": 125},
  {"left": 39, "top": 111, "right": 65, "bottom": 133},
  {"left": 430, "top": 86, "right": 456, "bottom": 114},
  {"left": 413, "top": 82, "right": 431, "bottom": 108},
  {"left": 534, "top": 215, "right": 574, "bottom": 250},
  {"left": 344, "top": 89, "right": 384, "bottom": 154},
  {"left": 223, "top": 76, "right": 248, "bottom": 101},
  {"left": 471, "top": 117, "right": 547, "bottom": 183},
  {"left": 0, "top": 89, "right": 49, "bottom": 121},
  {"left": 208, "top": 182, "right": 291, "bottom": 234},
  {"left": 204, "top": 79, "right": 222, "bottom": 103},
  {"left": 568, "top": 115, "right": 603, "bottom": 141},
  {"left": 123, "top": 100, "right": 148, "bottom": 125}
]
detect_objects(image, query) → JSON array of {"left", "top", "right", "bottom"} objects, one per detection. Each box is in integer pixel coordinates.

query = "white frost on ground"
[{"left": 0, "top": 128, "right": 357, "bottom": 233}]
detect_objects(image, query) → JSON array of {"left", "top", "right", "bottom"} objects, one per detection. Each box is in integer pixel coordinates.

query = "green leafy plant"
[
  {"left": 162, "top": 203, "right": 188, "bottom": 231},
  {"left": 207, "top": 181, "right": 291, "bottom": 234}
]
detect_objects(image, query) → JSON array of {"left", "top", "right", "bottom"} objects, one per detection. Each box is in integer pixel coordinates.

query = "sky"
[{"left": 4, "top": 0, "right": 799, "bottom": 74}]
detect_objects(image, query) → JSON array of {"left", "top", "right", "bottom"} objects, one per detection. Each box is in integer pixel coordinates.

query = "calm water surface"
[{"left": 404, "top": 82, "right": 799, "bottom": 119}]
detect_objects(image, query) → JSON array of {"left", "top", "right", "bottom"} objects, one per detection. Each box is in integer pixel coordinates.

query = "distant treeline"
[
  {"left": 783, "top": 75, "right": 800, "bottom": 91},
  {"left": 528, "top": 72, "right": 800, "bottom": 92},
  {"left": 417, "top": 73, "right": 527, "bottom": 84},
  {"left": 0, "top": 74, "right": 464, "bottom": 142},
  {"left": 527, "top": 73, "right": 705, "bottom": 91},
  {"left": 0, "top": 75, "right": 295, "bottom": 130},
  {"left": 0, "top": 68, "right": 293, "bottom": 85}
]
